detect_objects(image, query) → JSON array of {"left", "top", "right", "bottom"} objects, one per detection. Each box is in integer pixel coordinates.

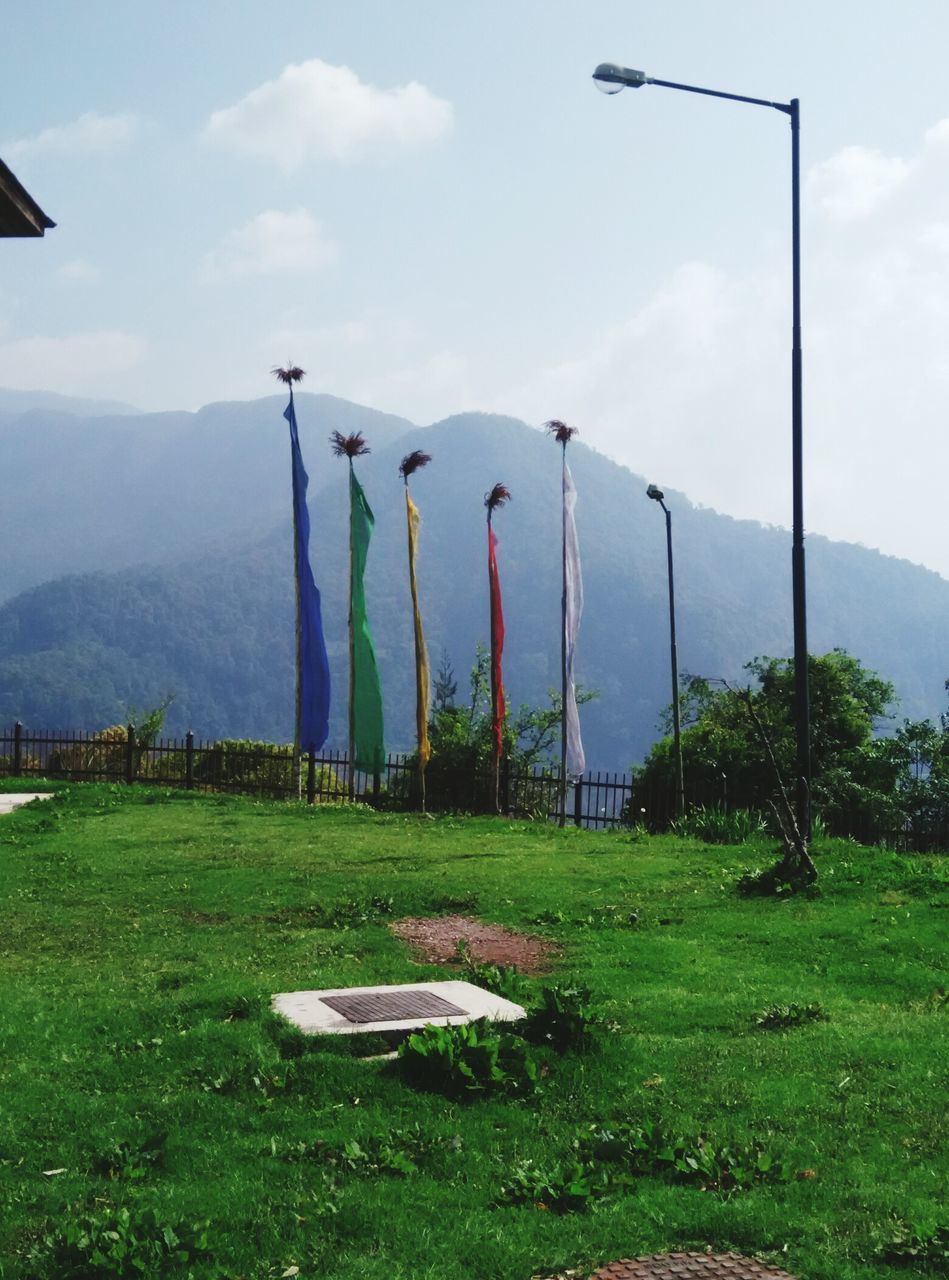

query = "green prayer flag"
[{"left": 349, "top": 467, "right": 385, "bottom": 773}]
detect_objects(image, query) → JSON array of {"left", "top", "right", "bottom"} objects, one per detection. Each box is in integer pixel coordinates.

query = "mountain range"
[{"left": 1, "top": 390, "right": 947, "bottom": 768}]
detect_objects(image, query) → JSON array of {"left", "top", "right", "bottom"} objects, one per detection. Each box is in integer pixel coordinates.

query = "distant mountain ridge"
[
  {"left": 0, "top": 392, "right": 416, "bottom": 602},
  {"left": 0, "top": 395, "right": 947, "bottom": 768},
  {"left": 0, "top": 388, "right": 142, "bottom": 417}
]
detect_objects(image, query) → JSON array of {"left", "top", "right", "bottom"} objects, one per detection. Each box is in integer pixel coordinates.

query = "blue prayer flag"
[{"left": 285, "top": 395, "right": 331, "bottom": 752}]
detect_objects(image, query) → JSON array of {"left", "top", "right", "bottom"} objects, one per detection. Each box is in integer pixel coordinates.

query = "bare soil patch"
[{"left": 390, "top": 914, "right": 557, "bottom": 974}]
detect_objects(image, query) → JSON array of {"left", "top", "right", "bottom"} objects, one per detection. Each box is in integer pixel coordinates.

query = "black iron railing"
[{"left": 2, "top": 721, "right": 947, "bottom": 849}]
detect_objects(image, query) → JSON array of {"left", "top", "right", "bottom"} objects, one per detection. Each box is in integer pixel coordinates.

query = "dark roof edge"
[{"left": 0, "top": 158, "right": 56, "bottom": 236}]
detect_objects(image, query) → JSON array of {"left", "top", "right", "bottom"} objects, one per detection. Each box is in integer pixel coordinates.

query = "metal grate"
[
  {"left": 320, "top": 989, "right": 467, "bottom": 1024},
  {"left": 592, "top": 1254, "right": 798, "bottom": 1279}
]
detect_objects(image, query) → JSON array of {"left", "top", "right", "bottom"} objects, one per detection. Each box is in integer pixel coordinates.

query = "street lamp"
[
  {"left": 647, "top": 485, "right": 685, "bottom": 819},
  {"left": 594, "top": 61, "right": 811, "bottom": 837}
]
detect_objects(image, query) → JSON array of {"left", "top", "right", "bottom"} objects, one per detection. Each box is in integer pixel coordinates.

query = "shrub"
[
  {"left": 673, "top": 804, "right": 769, "bottom": 844},
  {"left": 48, "top": 725, "right": 128, "bottom": 782},
  {"left": 398, "top": 1019, "right": 538, "bottom": 1097}
]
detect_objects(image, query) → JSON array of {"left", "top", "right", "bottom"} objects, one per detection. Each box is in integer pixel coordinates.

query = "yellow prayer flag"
[{"left": 405, "top": 490, "right": 431, "bottom": 768}]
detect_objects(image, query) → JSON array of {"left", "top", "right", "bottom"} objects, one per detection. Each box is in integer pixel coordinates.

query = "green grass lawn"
[{"left": 0, "top": 785, "right": 946, "bottom": 1279}]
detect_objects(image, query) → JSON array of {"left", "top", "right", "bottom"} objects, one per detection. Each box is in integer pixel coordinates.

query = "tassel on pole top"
[
  {"left": 545, "top": 419, "right": 579, "bottom": 454},
  {"left": 330, "top": 430, "right": 371, "bottom": 463},
  {"left": 399, "top": 450, "right": 432, "bottom": 486},
  {"left": 273, "top": 364, "right": 305, "bottom": 401},
  {"left": 484, "top": 482, "right": 511, "bottom": 523}
]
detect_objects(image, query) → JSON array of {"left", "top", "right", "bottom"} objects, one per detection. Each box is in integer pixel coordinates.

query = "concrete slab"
[
  {"left": 0, "top": 793, "right": 53, "bottom": 816},
  {"left": 272, "top": 979, "right": 526, "bottom": 1037}
]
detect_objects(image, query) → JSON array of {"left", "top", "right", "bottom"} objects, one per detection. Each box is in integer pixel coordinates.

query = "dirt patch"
[{"left": 390, "top": 914, "right": 557, "bottom": 974}]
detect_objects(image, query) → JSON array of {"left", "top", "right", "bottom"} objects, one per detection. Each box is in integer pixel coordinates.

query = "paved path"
[{"left": 0, "top": 793, "right": 53, "bottom": 816}]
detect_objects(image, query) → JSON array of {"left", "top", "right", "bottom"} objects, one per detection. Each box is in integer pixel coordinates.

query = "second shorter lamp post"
[{"left": 647, "top": 484, "right": 686, "bottom": 819}]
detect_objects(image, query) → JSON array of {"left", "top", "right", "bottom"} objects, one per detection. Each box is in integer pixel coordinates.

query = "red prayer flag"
[{"left": 488, "top": 525, "right": 506, "bottom": 756}]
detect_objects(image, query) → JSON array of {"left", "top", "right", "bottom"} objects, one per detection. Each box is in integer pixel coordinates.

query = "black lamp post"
[
  {"left": 647, "top": 485, "right": 685, "bottom": 818},
  {"left": 593, "top": 61, "right": 811, "bottom": 836}
]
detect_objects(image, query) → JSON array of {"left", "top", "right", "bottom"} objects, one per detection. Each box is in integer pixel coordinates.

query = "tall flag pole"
[
  {"left": 273, "top": 366, "right": 331, "bottom": 794},
  {"left": 399, "top": 450, "right": 433, "bottom": 811},
  {"left": 331, "top": 430, "right": 385, "bottom": 797},
  {"left": 484, "top": 483, "right": 511, "bottom": 814},
  {"left": 546, "top": 420, "right": 585, "bottom": 826}
]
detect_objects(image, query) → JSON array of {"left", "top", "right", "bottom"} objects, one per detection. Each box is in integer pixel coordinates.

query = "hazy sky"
[{"left": 5, "top": 1, "right": 949, "bottom": 578}]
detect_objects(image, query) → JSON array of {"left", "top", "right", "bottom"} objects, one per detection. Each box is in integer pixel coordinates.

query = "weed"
[
  {"left": 275, "top": 1124, "right": 462, "bottom": 1176},
  {"left": 31, "top": 1203, "right": 211, "bottom": 1276},
  {"left": 754, "top": 1001, "right": 827, "bottom": 1030},
  {"left": 522, "top": 984, "right": 603, "bottom": 1052},
  {"left": 325, "top": 894, "right": 396, "bottom": 927},
  {"left": 497, "top": 1157, "right": 609, "bottom": 1213},
  {"left": 398, "top": 1019, "right": 538, "bottom": 1097},
  {"left": 581, "top": 1122, "right": 791, "bottom": 1196},
  {"left": 878, "top": 1221, "right": 948, "bottom": 1269},
  {"left": 736, "top": 859, "right": 820, "bottom": 897},
  {"left": 455, "top": 939, "right": 526, "bottom": 1002},
  {"left": 91, "top": 1132, "right": 168, "bottom": 1181}
]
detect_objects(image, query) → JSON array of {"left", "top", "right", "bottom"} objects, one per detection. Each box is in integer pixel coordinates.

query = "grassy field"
[{"left": 0, "top": 784, "right": 945, "bottom": 1279}]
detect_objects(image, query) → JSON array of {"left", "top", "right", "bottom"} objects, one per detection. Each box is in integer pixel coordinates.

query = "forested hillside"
[{"left": 1, "top": 402, "right": 947, "bottom": 768}]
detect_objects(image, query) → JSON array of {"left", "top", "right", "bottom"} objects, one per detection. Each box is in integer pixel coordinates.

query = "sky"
[{"left": 4, "top": 1, "right": 949, "bottom": 578}]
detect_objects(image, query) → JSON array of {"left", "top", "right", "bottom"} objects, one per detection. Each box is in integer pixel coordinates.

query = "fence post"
[
  {"left": 13, "top": 721, "right": 23, "bottom": 777},
  {"left": 307, "top": 751, "right": 316, "bottom": 805},
  {"left": 574, "top": 775, "right": 583, "bottom": 827},
  {"left": 125, "top": 724, "right": 136, "bottom": 785},
  {"left": 185, "top": 731, "right": 194, "bottom": 790},
  {"left": 372, "top": 771, "right": 381, "bottom": 806}
]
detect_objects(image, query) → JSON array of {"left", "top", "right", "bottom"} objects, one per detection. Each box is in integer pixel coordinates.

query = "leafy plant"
[
  {"left": 456, "top": 939, "right": 526, "bottom": 1002},
  {"left": 754, "top": 1001, "right": 827, "bottom": 1030},
  {"left": 878, "top": 1221, "right": 948, "bottom": 1269},
  {"left": 398, "top": 1018, "right": 538, "bottom": 1097},
  {"left": 276, "top": 1124, "right": 462, "bottom": 1177},
  {"left": 497, "top": 1157, "right": 608, "bottom": 1213},
  {"left": 522, "top": 984, "right": 603, "bottom": 1053},
  {"left": 91, "top": 1131, "right": 168, "bottom": 1181},
  {"left": 581, "top": 1121, "right": 790, "bottom": 1196},
  {"left": 33, "top": 1203, "right": 210, "bottom": 1276},
  {"left": 736, "top": 862, "right": 818, "bottom": 897}
]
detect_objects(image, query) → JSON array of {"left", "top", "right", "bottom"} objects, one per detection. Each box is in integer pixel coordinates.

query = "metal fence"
[
  {"left": 1, "top": 721, "right": 946, "bottom": 849},
  {"left": 0, "top": 721, "right": 637, "bottom": 828}
]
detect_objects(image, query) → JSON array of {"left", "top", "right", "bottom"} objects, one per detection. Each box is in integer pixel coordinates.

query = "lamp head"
[
  {"left": 593, "top": 62, "right": 648, "bottom": 94},
  {"left": 646, "top": 484, "right": 664, "bottom": 502}
]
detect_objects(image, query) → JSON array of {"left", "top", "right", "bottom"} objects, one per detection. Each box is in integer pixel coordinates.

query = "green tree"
[
  {"left": 635, "top": 650, "right": 899, "bottom": 824},
  {"left": 411, "top": 645, "right": 595, "bottom": 813}
]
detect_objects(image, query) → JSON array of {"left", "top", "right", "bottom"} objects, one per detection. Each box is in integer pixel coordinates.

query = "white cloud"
[
  {"left": 57, "top": 260, "right": 100, "bottom": 284},
  {"left": 200, "top": 209, "right": 338, "bottom": 282},
  {"left": 5, "top": 111, "right": 139, "bottom": 160},
  {"left": 494, "top": 118, "right": 949, "bottom": 578},
  {"left": 806, "top": 144, "right": 911, "bottom": 220},
  {"left": 203, "top": 58, "right": 453, "bottom": 169},
  {"left": 0, "top": 331, "right": 144, "bottom": 393}
]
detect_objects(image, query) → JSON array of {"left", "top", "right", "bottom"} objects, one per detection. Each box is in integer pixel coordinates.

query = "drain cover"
[
  {"left": 320, "top": 989, "right": 467, "bottom": 1024},
  {"left": 592, "top": 1254, "right": 798, "bottom": 1279}
]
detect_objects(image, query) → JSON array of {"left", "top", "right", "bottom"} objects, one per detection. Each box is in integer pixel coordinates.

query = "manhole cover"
[
  {"left": 320, "top": 989, "right": 466, "bottom": 1024},
  {"left": 592, "top": 1254, "right": 798, "bottom": 1279}
]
